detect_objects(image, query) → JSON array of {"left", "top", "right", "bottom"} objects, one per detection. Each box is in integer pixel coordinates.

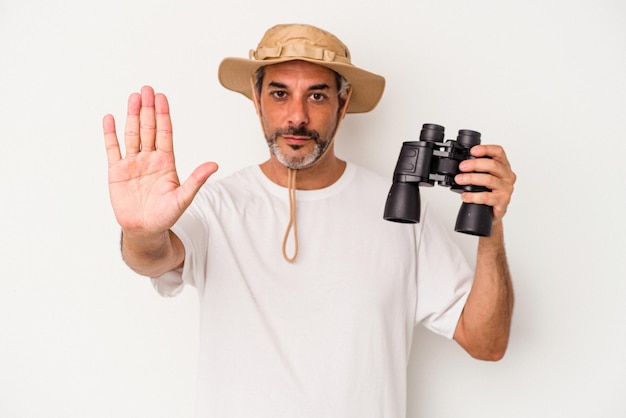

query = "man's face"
[{"left": 256, "top": 60, "right": 343, "bottom": 170}]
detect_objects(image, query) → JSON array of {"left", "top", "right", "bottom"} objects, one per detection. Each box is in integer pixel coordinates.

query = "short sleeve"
[
  {"left": 414, "top": 204, "right": 474, "bottom": 338},
  {"left": 150, "top": 195, "right": 210, "bottom": 297}
]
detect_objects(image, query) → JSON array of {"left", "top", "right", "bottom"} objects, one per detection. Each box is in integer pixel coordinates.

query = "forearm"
[
  {"left": 120, "top": 228, "right": 184, "bottom": 277},
  {"left": 455, "top": 221, "right": 514, "bottom": 360}
]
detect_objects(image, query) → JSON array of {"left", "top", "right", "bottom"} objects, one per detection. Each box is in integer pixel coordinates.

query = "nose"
[{"left": 287, "top": 97, "right": 309, "bottom": 128}]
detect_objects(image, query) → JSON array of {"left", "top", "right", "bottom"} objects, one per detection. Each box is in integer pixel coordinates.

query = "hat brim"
[{"left": 218, "top": 57, "right": 385, "bottom": 114}]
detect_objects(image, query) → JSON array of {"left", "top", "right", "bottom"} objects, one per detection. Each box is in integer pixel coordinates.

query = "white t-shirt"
[{"left": 154, "top": 163, "right": 473, "bottom": 418}]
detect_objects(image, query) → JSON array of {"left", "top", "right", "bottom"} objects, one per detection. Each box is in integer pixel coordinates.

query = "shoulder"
[
  {"left": 347, "top": 163, "right": 391, "bottom": 193},
  {"left": 198, "top": 166, "right": 260, "bottom": 194},
  {"left": 184, "top": 166, "right": 263, "bottom": 214},
  {"left": 213, "top": 165, "right": 259, "bottom": 186}
]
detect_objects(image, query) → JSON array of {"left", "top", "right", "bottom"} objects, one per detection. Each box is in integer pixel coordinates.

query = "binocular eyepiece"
[{"left": 383, "top": 123, "right": 493, "bottom": 237}]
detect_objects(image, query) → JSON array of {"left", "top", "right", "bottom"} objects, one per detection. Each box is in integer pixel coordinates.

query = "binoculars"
[{"left": 383, "top": 123, "right": 493, "bottom": 237}]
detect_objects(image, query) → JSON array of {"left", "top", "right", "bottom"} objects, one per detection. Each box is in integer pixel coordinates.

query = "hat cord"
[
  {"left": 279, "top": 87, "right": 352, "bottom": 263},
  {"left": 281, "top": 168, "right": 299, "bottom": 262}
]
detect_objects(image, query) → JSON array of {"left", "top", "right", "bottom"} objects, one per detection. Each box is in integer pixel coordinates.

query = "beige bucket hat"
[{"left": 218, "top": 24, "right": 386, "bottom": 113}]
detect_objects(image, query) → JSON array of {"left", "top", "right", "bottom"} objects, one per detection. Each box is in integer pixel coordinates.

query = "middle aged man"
[{"left": 103, "top": 23, "right": 515, "bottom": 418}]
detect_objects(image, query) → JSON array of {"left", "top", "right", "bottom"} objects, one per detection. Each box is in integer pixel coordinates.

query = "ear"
[
  {"left": 338, "top": 87, "right": 353, "bottom": 120},
  {"left": 249, "top": 76, "right": 262, "bottom": 116}
]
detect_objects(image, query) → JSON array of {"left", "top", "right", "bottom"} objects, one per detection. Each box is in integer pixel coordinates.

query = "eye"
[
  {"left": 310, "top": 92, "right": 327, "bottom": 102},
  {"left": 270, "top": 90, "right": 287, "bottom": 99}
]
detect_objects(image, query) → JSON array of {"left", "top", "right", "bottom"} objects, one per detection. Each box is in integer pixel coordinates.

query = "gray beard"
[
  {"left": 265, "top": 126, "right": 333, "bottom": 170},
  {"left": 268, "top": 141, "right": 327, "bottom": 170}
]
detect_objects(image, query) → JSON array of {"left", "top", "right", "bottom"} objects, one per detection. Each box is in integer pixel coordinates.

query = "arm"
[
  {"left": 103, "top": 86, "right": 218, "bottom": 277},
  {"left": 119, "top": 229, "right": 185, "bottom": 278},
  {"left": 452, "top": 145, "right": 516, "bottom": 361}
]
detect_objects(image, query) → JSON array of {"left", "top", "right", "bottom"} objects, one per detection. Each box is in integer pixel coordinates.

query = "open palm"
[{"left": 103, "top": 86, "right": 218, "bottom": 235}]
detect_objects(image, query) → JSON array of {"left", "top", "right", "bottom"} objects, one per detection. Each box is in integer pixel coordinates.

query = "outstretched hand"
[
  {"left": 454, "top": 145, "right": 516, "bottom": 223},
  {"left": 103, "top": 86, "right": 218, "bottom": 235}
]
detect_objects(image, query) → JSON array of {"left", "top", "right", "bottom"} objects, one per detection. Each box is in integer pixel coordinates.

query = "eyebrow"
[{"left": 267, "top": 81, "right": 331, "bottom": 91}]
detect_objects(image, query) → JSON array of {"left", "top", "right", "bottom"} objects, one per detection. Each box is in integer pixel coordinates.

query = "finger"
[
  {"left": 103, "top": 114, "right": 122, "bottom": 166},
  {"left": 139, "top": 85, "right": 157, "bottom": 152},
  {"left": 471, "top": 144, "right": 511, "bottom": 166},
  {"left": 124, "top": 92, "right": 141, "bottom": 156},
  {"left": 155, "top": 93, "right": 173, "bottom": 153},
  {"left": 461, "top": 146, "right": 515, "bottom": 183},
  {"left": 456, "top": 168, "right": 515, "bottom": 198},
  {"left": 459, "top": 156, "right": 505, "bottom": 178},
  {"left": 459, "top": 171, "right": 514, "bottom": 220},
  {"left": 456, "top": 172, "right": 499, "bottom": 190},
  {"left": 176, "top": 162, "right": 219, "bottom": 209}
]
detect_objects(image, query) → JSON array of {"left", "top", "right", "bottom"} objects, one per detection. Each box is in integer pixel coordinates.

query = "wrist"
[{"left": 121, "top": 228, "right": 171, "bottom": 260}]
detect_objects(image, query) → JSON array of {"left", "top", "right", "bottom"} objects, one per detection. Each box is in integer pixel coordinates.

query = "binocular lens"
[
  {"left": 456, "top": 129, "right": 481, "bottom": 148},
  {"left": 454, "top": 203, "right": 493, "bottom": 236},
  {"left": 420, "top": 124, "right": 445, "bottom": 142},
  {"left": 383, "top": 182, "right": 421, "bottom": 223}
]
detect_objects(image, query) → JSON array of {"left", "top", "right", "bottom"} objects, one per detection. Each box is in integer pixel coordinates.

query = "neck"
[{"left": 260, "top": 149, "right": 346, "bottom": 190}]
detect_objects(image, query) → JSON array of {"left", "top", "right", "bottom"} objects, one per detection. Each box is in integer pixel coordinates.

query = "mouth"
[
  {"left": 282, "top": 135, "right": 312, "bottom": 146},
  {"left": 268, "top": 127, "right": 320, "bottom": 151}
]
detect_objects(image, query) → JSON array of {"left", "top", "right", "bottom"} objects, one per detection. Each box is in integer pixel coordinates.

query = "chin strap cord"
[
  {"left": 277, "top": 88, "right": 352, "bottom": 264},
  {"left": 282, "top": 168, "right": 299, "bottom": 262}
]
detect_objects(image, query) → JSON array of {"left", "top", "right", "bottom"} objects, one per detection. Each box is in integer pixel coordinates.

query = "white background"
[{"left": 1, "top": 0, "right": 625, "bottom": 416}]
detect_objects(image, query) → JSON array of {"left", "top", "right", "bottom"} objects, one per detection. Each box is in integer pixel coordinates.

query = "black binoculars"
[{"left": 383, "top": 123, "right": 493, "bottom": 237}]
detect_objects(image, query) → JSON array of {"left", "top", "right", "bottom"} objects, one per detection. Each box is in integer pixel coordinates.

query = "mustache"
[{"left": 273, "top": 126, "right": 321, "bottom": 141}]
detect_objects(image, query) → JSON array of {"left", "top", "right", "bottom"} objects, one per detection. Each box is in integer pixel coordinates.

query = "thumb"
[{"left": 177, "top": 162, "right": 219, "bottom": 207}]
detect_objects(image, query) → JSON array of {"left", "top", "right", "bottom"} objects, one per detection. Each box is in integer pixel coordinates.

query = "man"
[{"left": 103, "top": 24, "right": 515, "bottom": 418}]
